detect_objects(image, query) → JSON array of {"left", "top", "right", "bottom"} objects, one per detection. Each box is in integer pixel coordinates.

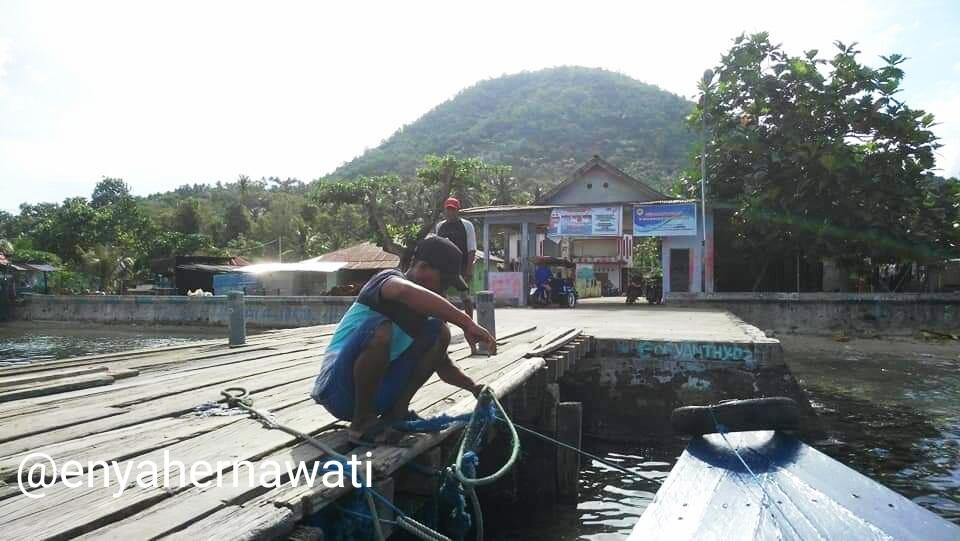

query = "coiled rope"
[
  {"left": 220, "top": 387, "right": 451, "bottom": 541},
  {"left": 220, "top": 385, "right": 521, "bottom": 541}
]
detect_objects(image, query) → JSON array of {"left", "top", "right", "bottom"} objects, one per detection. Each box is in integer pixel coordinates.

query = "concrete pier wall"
[
  {"left": 666, "top": 292, "right": 960, "bottom": 335},
  {"left": 14, "top": 294, "right": 355, "bottom": 328}
]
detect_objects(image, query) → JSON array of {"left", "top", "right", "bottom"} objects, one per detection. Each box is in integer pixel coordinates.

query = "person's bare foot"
[{"left": 347, "top": 418, "right": 410, "bottom": 446}]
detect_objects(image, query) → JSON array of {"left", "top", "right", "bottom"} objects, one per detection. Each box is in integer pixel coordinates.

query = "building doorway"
[{"left": 670, "top": 248, "right": 690, "bottom": 292}]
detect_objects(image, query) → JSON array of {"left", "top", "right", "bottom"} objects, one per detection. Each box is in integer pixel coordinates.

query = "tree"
[
  {"left": 79, "top": 244, "right": 133, "bottom": 293},
  {"left": 173, "top": 199, "right": 203, "bottom": 234},
  {"left": 682, "top": 33, "right": 955, "bottom": 289},
  {"left": 224, "top": 203, "right": 252, "bottom": 242},
  {"left": 314, "top": 155, "right": 489, "bottom": 266},
  {"left": 91, "top": 177, "right": 132, "bottom": 208},
  {"left": 0, "top": 238, "right": 13, "bottom": 256}
]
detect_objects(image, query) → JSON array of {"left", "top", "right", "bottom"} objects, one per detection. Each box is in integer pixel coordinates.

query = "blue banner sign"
[
  {"left": 633, "top": 203, "right": 697, "bottom": 237},
  {"left": 548, "top": 207, "right": 622, "bottom": 237}
]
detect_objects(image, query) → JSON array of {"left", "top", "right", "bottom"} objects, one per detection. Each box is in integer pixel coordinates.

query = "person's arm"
[
  {"left": 435, "top": 354, "right": 480, "bottom": 395},
  {"left": 381, "top": 277, "right": 496, "bottom": 353},
  {"left": 463, "top": 219, "right": 477, "bottom": 278}
]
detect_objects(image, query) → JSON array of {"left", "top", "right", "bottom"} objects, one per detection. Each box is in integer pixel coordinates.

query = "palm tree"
[{"left": 79, "top": 245, "right": 133, "bottom": 293}]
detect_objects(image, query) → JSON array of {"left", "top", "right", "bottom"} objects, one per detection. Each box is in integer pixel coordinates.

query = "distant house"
[
  {"left": 151, "top": 256, "right": 250, "bottom": 295},
  {"left": 5, "top": 262, "right": 59, "bottom": 294},
  {"left": 304, "top": 241, "right": 503, "bottom": 294},
  {"left": 304, "top": 242, "right": 400, "bottom": 289},
  {"left": 463, "top": 155, "right": 713, "bottom": 304}
]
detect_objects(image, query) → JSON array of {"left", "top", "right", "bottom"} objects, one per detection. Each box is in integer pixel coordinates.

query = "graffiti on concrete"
[{"left": 615, "top": 340, "right": 754, "bottom": 363}]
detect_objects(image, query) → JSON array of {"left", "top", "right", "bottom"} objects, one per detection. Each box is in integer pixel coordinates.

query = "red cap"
[{"left": 444, "top": 197, "right": 461, "bottom": 210}]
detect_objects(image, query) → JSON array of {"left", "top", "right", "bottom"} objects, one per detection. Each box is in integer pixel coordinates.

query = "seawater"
[{"left": 0, "top": 323, "right": 219, "bottom": 364}]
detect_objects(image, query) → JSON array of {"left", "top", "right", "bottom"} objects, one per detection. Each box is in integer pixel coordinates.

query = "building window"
[
  {"left": 587, "top": 183, "right": 593, "bottom": 189},
  {"left": 603, "top": 182, "right": 609, "bottom": 188}
]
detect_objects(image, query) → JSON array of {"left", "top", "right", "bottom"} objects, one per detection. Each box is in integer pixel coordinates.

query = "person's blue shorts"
[{"left": 310, "top": 313, "right": 442, "bottom": 420}]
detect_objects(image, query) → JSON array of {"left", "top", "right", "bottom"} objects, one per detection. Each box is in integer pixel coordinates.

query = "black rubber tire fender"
[{"left": 671, "top": 397, "right": 800, "bottom": 436}]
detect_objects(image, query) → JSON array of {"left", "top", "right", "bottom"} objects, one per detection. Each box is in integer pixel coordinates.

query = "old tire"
[{"left": 671, "top": 397, "right": 800, "bottom": 436}]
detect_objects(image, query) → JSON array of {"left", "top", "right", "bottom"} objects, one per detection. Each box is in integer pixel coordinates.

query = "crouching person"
[{"left": 311, "top": 235, "right": 497, "bottom": 445}]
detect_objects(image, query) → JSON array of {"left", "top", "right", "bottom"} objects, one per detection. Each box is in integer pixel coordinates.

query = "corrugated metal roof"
[
  {"left": 23, "top": 263, "right": 59, "bottom": 272},
  {"left": 462, "top": 200, "right": 697, "bottom": 215},
  {"left": 178, "top": 262, "right": 347, "bottom": 274},
  {"left": 303, "top": 242, "right": 400, "bottom": 270},
  {"left": 302, "top": 241, "right": 504, "bottom": 269}
]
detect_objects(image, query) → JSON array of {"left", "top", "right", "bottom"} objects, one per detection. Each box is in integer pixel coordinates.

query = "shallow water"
[
  {"left": 0, "top": 323, "right": 220, "bottom": 364},
  {"left": 786, "top": 343, "right": 960, "bottom": 524}
]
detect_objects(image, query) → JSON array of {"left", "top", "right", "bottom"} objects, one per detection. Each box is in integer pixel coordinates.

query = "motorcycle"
[
  {"left": 625, "top": 273, "right": 663, "bottom": 305},
  {"left": 530, "top": 278, "right": 578, "bottom": 308},
  {"left": 529, "top": 256, "right": 578, "bottom": 308}
]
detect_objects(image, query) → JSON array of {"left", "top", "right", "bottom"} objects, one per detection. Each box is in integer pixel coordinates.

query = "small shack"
[
  {"left": 151, "top": 256, "right": 250, "bottom": 295},
  {"left": 303, "top": 242, "right": 400, "bottom": 291},
  {"left": 304, "top": 241, "right": 503, "bottom": 294}
]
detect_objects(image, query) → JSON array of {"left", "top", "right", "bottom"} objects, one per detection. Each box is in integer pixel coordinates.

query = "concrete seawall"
[
  {"left": 13, "top": 294, "right": 355, "bottom": 328},
  {"left": 667, "top": 292, "right": 960, "bottom": 336}
]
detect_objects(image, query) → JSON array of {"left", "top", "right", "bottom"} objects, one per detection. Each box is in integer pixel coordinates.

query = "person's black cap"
[{"left": 413, "top": 235, "right": 469, "bottom": 291}]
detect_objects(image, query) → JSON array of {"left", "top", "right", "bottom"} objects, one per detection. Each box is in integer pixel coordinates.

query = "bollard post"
[
  {"left": 476, "top": 290, "right": 495, "bottom": 354},
  {"left": 556, "top": 401, "right": 583, "bottom": 503},
  {"left": 228, "top": 291, "right": 246, "bottom": 347}
]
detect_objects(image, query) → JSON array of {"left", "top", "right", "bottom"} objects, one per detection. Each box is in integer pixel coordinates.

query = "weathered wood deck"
[{"left": 0, "top": 324, "right": 585, "bottom": 539}]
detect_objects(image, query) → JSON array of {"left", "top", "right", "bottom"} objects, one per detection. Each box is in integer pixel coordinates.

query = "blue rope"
[
  {"left": 394, "top": 404, "right": 497, "bottom": 433},
  {"left": 438, "top": 454, "right": 479, "bottom": 540}
]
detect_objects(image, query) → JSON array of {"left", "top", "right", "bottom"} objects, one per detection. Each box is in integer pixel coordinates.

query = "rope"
[
  {"left": 498, "top": 415, "right": 663, "bottom": 484},
  {"left": 707, "top": 406, "right": 805, "bottom": 540},
  {"left": 445, "top": 386, "right": 523, "bottom": 541},
  {"left": 220, "top": 387, "right": 452, "bottom": 541}
]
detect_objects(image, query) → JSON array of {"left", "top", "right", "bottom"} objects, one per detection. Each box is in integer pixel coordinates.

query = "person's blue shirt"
[{"left": 534, "top": 265, "right": 552, "bottom": 288}]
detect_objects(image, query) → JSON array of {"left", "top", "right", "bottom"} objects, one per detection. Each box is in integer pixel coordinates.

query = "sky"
[{"left": 2, "top": 0, "right": 959, "bottom": 213}]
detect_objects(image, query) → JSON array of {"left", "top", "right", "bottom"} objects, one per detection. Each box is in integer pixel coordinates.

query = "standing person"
[
  {"left": 434, "top": 197, "right": 477, "bottom": 319},
  {"left": 311, "top": 235, "right": 496, "bottom": 445}
]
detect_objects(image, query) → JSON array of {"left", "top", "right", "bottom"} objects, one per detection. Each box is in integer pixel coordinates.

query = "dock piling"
[
  {"left": 476, "top": 290, "right": 495, "bottom": 354},
  {"left": 228, "top": 291, "right": 246, "bottom": 347},
  {"left": 556, "top": 401, "right": 583, "bottom": 503}
]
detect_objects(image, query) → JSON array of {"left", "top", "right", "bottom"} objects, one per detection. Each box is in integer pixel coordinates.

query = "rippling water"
[{"left": 0, "top": 323, "right": 220, "bottom": 365}]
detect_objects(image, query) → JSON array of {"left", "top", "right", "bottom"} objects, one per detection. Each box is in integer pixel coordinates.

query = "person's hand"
[{"left": 464, "top": 321, "right": 496, "bottom": 355}]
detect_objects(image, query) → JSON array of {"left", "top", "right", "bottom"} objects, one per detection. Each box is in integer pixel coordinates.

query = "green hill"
[{"left": 329, "top": 66, "right": 696, "bottom": 193}]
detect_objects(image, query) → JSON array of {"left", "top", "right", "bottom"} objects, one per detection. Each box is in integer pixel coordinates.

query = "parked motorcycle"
[
  {"left": 625, "top": 273, "right": 662, "bottom": 305},
  {"left": 530, "top": 278, "right": 578, "bottom": 308}
]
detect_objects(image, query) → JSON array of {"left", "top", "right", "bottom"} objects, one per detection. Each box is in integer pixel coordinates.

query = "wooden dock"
[{"left": 0, "top": 323, "right": 589, "bottom": 539}]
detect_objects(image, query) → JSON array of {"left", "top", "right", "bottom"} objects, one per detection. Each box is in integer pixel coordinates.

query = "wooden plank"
[
  {"left": 0, "top": 366, "right": 109, "bottom": 389},
  {"left": 0, "top": 374, "right": 115, "bottom": 402},
  {"left": 526, "top": 328, "right": 581, "bottom": 357},
  {"left": 0, "top": 358, "right": 323, "bottom": 451}
]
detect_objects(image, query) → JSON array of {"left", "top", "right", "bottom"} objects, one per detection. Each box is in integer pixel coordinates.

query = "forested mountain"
[{"left": 329, "top": 67, "right": 696, "bottom": 192}]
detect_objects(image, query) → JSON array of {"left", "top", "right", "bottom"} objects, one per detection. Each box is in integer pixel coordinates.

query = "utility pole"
[
  {"left": 278, "top": 236, "right": 282, "bottom": 263},
  {"left": 699, "top": 69, "right": 713, "bottom": 295}
]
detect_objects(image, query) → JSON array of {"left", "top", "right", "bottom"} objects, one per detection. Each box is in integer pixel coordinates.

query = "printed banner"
[
  {"left": 548, "top": 207, "right": 622, "bottom": 237},
  {"left": 488, "top": 272, "right": 523, "bottom": 300},
  {"left": 633, "top": 203, "right": 697, "bottom": 237}
]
